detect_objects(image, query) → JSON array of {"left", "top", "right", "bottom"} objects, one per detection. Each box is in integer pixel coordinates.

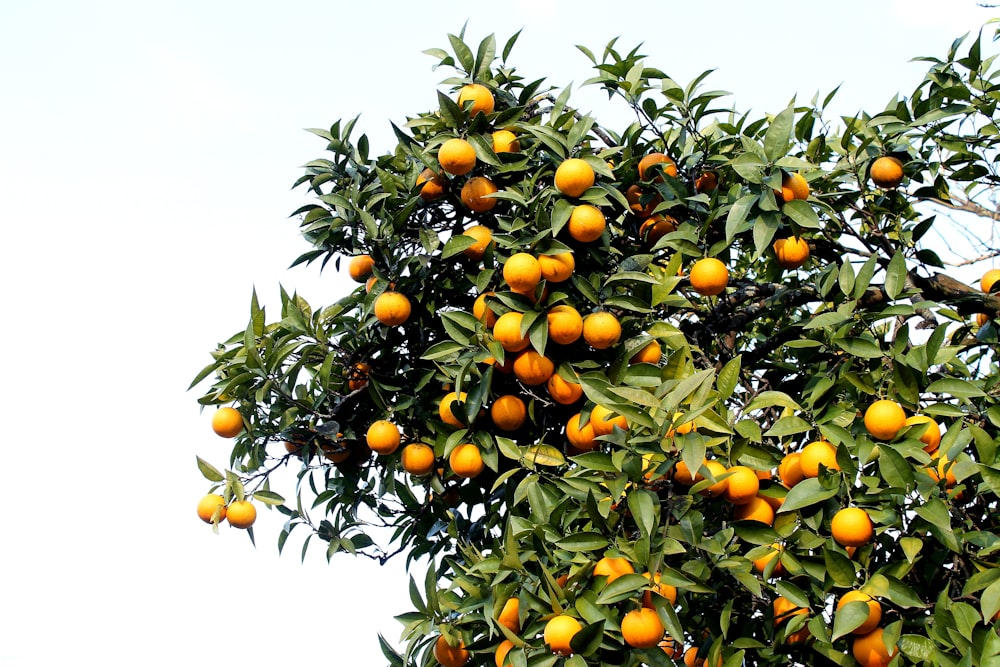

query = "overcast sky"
[{"left": 0, "top": 1, "right": 994, "bottom": 665}]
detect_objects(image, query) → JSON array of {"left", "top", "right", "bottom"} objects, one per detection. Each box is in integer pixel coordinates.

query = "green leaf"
[
  {"left": 777, "top": 477, "right": 839, "bottom": 513},
  {"left": 763, "top": 105, "right": 794, "bottom": 161},
  {"left": 832, "top": 601, "right": 872, "bottom": 640},
  {"left": 196, "top": 456, "right": 224, "bottom": 483},
  {"left": 731, "top": 153, "right": 765, "bottom": 183},
  {"left": 627, "top": 489, "right": 658, "bottom": 539},
  {"left": 716, "top": 355, "right": 741, "bottom": 400},
  {"left": 782, "top": 199, "right": 820, "bottom": 229},
  {"left": 595, "top": 573, "right": 648, "bottom": 604},
  {"left": 835, "top": 336, "right": 884, "bottom": 359},
  {"left": 556, "top": 532, "right": 609, "bottom": 551},
  {"left": 252, "top": 490, "right": 285, "bottom": 506},
  {"left": 884, "top": 251, "right": 908, "bottom": 300},
  {"left": 524, "top": 444, "right": 566, "bottom": 467},
  {"left": 924, "top": 378, "right": 985, "bottom": 399}
]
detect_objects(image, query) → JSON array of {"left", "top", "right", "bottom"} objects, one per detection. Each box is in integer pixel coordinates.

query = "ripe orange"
[
  {"left": 513, "top": 350, "right": 555, "bottom": 386},
  {"left": 733, "top": 496, "right": 775, "bottom": 525},
  {"left": 666, "top": 412, "right": 696, "bottom": 437},
  {"left": 976, "top": 312, "right": 990, "bottom": 326},
  {"left": 461, "top": 225, "right": 493, "bottom": 259},
  {"left": 683, "top": 646, "right": 723, "bottom": 667},
  {"left": 197, "top": 493, "right": 226, "bottom": 524},
  {"left": 434, "top": 634, "right": 470, "bottom": 667},
  {"left": 491, "top": 395, "right": 527, "bottom": 431},
  {"left": 498, "top": 597, "right": 520, "bottom": 632},
  {"left": 638, "top": 152, "right": 678, "bottom": 182},
  {"left": 461, "top": 176, "right": 499, "bottom": 212},
  {"left": 689, "top": 258, "right": 729, "bottom": 296},
  {"left": 567, "top": 204, "right": 606, "bottom": 242},
  {"left": 870, "top": 156, "right": 903, "bottom": 189},
  {"left": 773, "top": 596, "right": 810, "bottom": 643},
  {"left": 493, "top": 311, "right": 530, "bottom": 352},
  {"left": 322, "top": 442, "right": 353, "bottom": 464},
  {"left": 547, "top": 304, "right": 584, "bottom": 345},
  {"left": 589, "top": 405, "right": 628, "bottom": 436},
  {"left": 566, "top": 413, "right": 599, "bottom": 451},
  {"left": 348, "top": 254, "right": 375, "bottom": 282},
  {"left": 347, "top": 362, "right": 370, "bottom": 391},
  {"left": 582, "top": 311, "right": 622, "bottom": 349},
  {"left": 723, "top": 466, "right": 760, "bottom": 505},
  {"left": 365, "top": 420, "right": 401, "bottom": 455},
  {"left": 401, "top": 443, "right": 436, "bottom": 476},
  {"left": 212, "top": 407, "right": 244, "bottom": 438},
  {"left": 439, "top": 391, "right": 469, "bottom": 428},
  {"left": 554, "top": 158, "right": 595, "bottom": 197},
  {"left": 374, "top": 291, "right": 411, "bottom": 326},
  {"left": 630, "top": 339, "right": 662, "bottom": 364},
  {"left": 981, "top": 268, "right": 1000, "bottom": 293},
  {"left": 905, "top": 414, "right": 941, "bottom": 452},
  {"left": 473, "top": 292, "right": 498, "bottom": 327},
  {"left": 799, "top": 440, "right": 840, "bottom": 477},
  {"left": 538, "top": 252, "right": 575, "bottom": 283},
  {"left": 626, "top": 184, "right": 661, "bottom": 218},
  {"left": 547, "top": 373, "right": 584, "bottom": 405},
  {"left": 864, "top": 399, "right": 907, "bottom": 441},
  {"left": 852, "top": 628, "right": 897, "bottom": 667},
  {"left": 365, "top": 275, "right": 378, "bottom": 292},
  {"left": 503, "top": 253, "right": 542, "bottom": 293},
  {"left": 438, "top": 138, "right": 477, "bottom": 176},
  {"left": 928, "top": 451, "right": 958, "bottom": 487},
  {"left": 659, "top": 637, "right": 683, "bottom": 660},
  {"left": 837, "top": 591, "right": 882, "bottom": 635},
  {"left": 495, "top": 639, "right": 514, "bottom": 667},
  {"left": 492, "top": 129, "right": 520, "bottom": 153},
  {"left": 700, "top": 460, "right": 729, "bottom": 497},
  {"left": 449, "top": 443, "right": 485, "bottom": 478},
  {"left": 621, "top": 608, "right": 665, "bottom": 648},
  {"left": 640, "top": 214, "right": 677, "bottom": 245},
  {"left": 457, "top": 83, "right": 494, "bottom": 116},
  {"left": 832, "top": 507, "right": 874, "bottom": 547},
  {"left": 753, "top": 542, "right": 785, "bottom": 576},
  {"left": 672, "top": 459, "right": 703, "bottom": 485},
  {"left": 641, "top": 571, "right": 678, "bottom": 607},
  {"left": 417, "top": 168, "right": 447, "bottom": 201},
  {"left": 694, "top": 171, "right": 718, "bottom": 193},
  {"left": 778, "top": 172, "right": 810, "bottom": 202},
  {"left": 778, "top": 452, "right": 805, "bottom": 487},
  {"left": 544, "top": 614, "right": 582, "bottom": 656},
  {"left": 226, "top": 499, "right": 256, "bottom": 529},
  {"left": 593, "top": 556, "right": 634, "bottom": 582},
  {"left": 773, "top": 237, "right": 810, "bottom": 270}
]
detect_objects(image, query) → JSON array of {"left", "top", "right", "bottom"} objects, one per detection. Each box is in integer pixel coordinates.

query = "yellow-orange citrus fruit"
[
  {"left": 800, "top": 440, "right": 840, "bottom": 477},
  {"left": 374, "top": 291, "right": 411, "bottom": 326},
  {"left": 547, "top": 304, "right": 584, "bottom": 345},
  {"left": 434, "top": 635, "right": 471, "bottom": 667},
  {"left": 626, "top": 184, "right": 661, "bottom": 218},
  {"left": 366, "top": 420, "right": 401, "bottom": 455},
  {"left": 638, "top": 152, "right": 678, "bottom": 182},
  {"left": 322, "top": 442, "right": 352, "bottom": 463},
  {"left": 672, "top": 458, "right": 704, "bottom": 485},
  {"left": 641, "top": 572, "right": 678, "bottom": 608},
  {"left": 660, "top": 637, "right": 684, "bottom": 660},
  {"left": 547, "top": 373, "right": 584, "bottom": 405},
  {"left": 493, "top": 311, "right": 529, "bottom": 352},
  {"left": 498, "top": 597, "right": 520, "bottom": 632},
  {"left": 773, "top": 596, "right": 808, "bottom": 626},
  {"left": 621, "top": 608, "right": 665, "bottom": 648},
  {"left": 905, "top": 414, "right": 941, "bottom": 452},
  {"left": 544, "top": 615, "right": 582, "bottom": 656},
  {"left": 754, "top": 543, "right": 785, "bottom": 576},
  {"left": 689, "top": 258, "right": 729, "bottom": 296},
  {"left": 694, "top": 171, "right": 718, "bottom": 193},
  {"left": 666, "top": 412, "right": 696, "bottom": 437},
  {"left": 457, "top": 83, "right": 494, "bottom": 116},
  {"left": 439, "top": 138, "right": 477, "bottom": 176},
  {"left": 778, "top": 172, "right": 810, "bottom": 201},
  {"left": 567, "top": 204, "right": 606, "bottom": 242},
  {"left": 439, "top": 391, "right": 469, "bottom": 428},
  {"left": 870, "top": 156, "right": 904, "bottom": 189},
  {"left": 864, "top": 399, "right": 907, "bottom": 441},
  {"left": 503, "top": 253, "right": 542, "bottom": 293},
  {"left": 348, "top": 254, "right": 376, "bottom": 282},
  {"left": 734, "top": 495, "right": 775, "bottom": 525},
  {"left": 832, "top": 507, "right": 874, "bottom": 547},
  {"left": 773, "top": 237, "right": 810, "bottom": 270},
  {"left": 852, "top": 628, "right": 897, "bottom": 667},
  {"left": 640, "top": 214, "right": 677, "bottom": 245},
  {"left": 566, "top": 413, "right": 599, "bottom": 451},
  {"left": 197, "top": 494, "right": 226, "bottom": 524},
  {"left": 347, "top": 362, "right": 370, "bottom": 391},
  {"left": 630, "top": 339, "right": 662, "bottom": 364},
  {"left": 701, "top": 460, "right": 729, "bottom": 497},
  {"left": 473, "top": 292, "right": 498, "bottom": 327},
  {"left": 928, "top": 451, "right": 958, "bottom": 487},
  {"left": 594, "top": 556, "right": 634, "bottom": 582},
  {"left": 683, "top": 646, "right": 723, "bottom": 667},
  {"left": 554, "top": 158, "right": 595, "bottom": 197},
  {"left": 417, "top": 168, "right": 447, "bottom": 201},
  {"left": 590, "top": 405, "right": 628, "bottom": 436},
  {"left": 491, "top": 395, "right": 527, "bottom": 431},
  {"left": 976, "top": 312, "right": 990, "bottom": 326},
  {"left": 492, "top": 129, "right": 520, "bottom": 153},
  {"left": 365, "top": 275, "right": 378, "bottom": 292},
  {"left": 461, "top": 176, "right": 499, "bottom": 212},
  {"left": 513, "top": 350, "right": 555, "bottom": 386},
  {"left": 212, "top": 407, "right": 244, "bottom": 438},
  {"left": 837, "top": 591, "right": 882, "bottom": 635},
  {"left": 401, "top": 443, "right": 436, "bottom": 476},
  {"left": 538, "top": 252, "right": 575, "bottom": 283},
  {"left": 778, "top": 452, "right": 805, "bottom": 487},
  {"left": 461, "top": 225, "right": 493, "bottom": 259},
  {"left": 449, "top": 443, "right": 485, "bottom": 478},
  {"left": 226, "top": 500, "right": 256, "bottom": 529},
  {"left": 981, "top": 268, "right": 1000, "bottom": 293},
  {"left": 583, "top": 311, "right": 622, "bottom": 349},
  {"left": 722, "top": 466, "right": 760, "bottom": 505},
  {"left": 495, "top": 639, "right": 514, "bottom": 667}
]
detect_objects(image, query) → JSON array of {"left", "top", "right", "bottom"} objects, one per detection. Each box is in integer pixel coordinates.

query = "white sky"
[{"left": 0, "top": 1, "right": 994, "bottom": 665}]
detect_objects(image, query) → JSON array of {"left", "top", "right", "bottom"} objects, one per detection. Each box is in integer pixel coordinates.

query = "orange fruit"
[
  {"left": 461, "top": 225, "right": 493, "bottom": 259},
  {"left": 700, "top": 460, "right": 729, "bottom": 497},
  {"left": 621, "top": 608, "right": 665, "bottom": 648},
  {"left": 567, "top": 204, "right": 606, "bottom": 242},
  {"left": 799, "top": 440, "right": 840, "bottom": 477},
  {"left": 753, "top": 542, "right": 785, "bottom": 576},
  {"left": 554, "top": 158, "right": 595, "bottom": 197},
  {"left": 347, "top": 362, "right": 370, "bottom": 391},
  {"left": 590, "top": 405, "right": 628, "bottom": 436},
  {"left": 438, "top": 138, "right": 477, "bottom": 176},
  {"left": 666, "top": 412, "right": 696, "bottom": 437},
  {"left": 722, "top": 466, "right": 759, "bottom": 505},
  {"left": 566, "top": 413, "right": 599, "bottom": 451},
  {"left": 322, "top": 442, "right": 353, "bottom": 464},
  {"left": 694, "top": 171, "right": 718, "bottom": 193},
  {"left": 538, "top": 252, "right": 575, "bottom": 283},
  {"left": 493, "top": 311, "right": 530, "bottom": 352},
  {"left": 639, "top": 214, "right": 677, "bottom": 245},
  {"left": 547, "top": 373, "right": 583, "bottom": 405},
  {"left": 492, "top": 129, "right": 520, "bottom": 153},
  {"left": 870, "top": 156, "right": 903, "bottom": 189},
  {"left": 638, "top": 152, "right": 678, "bottom": 182},
  {"left": 976, "top": 312, "right": 990, "bottom": 326},
  {"left": 852, "top": 628, "right": 897, "bottom": 667},
  {"left": 626, "top": 184, "right": 661, "bottom": 218},
  {"left": 417, "top": 168, "right": 447, "bottom": 201},
  {"left": 672, "top": 458, "right": 704, "bottom": 485},
  {"left": 689, "top": 258, "right": 729, "bottom": 296},
  {"left": 928, "top": 451, "right": 958, "bottom": 487},
  {"left": 778, "top": 452, "right": 805, "bottom": 487},
  {"left": 473, "top": 292, "right": 498, "bottom": 327},
  {"left": 449, "top": 443, "right": 485, "bottom": 478},
  {"left": 593, "top": 556, "right": 634, "bottom": 582},
  {"left": 778, "top": 172, "right": 810, "bottom": 202},
  {"left": 374, "top": 291, "right": 411, "bottom": 326},
  {"left": 366, "top": 420, "right": 401, "bottom": 455},
  {"left": 641, "top": 572, "right": 678, "bottom": 607},
  {"left": 733, "top": 496, "right": 775, "bottom": 525},
  {"left": 498, "top": 597, "right": 520, "bottom": 632},
  {"left": 226, "top": 499, "right": 256, "bottom": 529},
  {"left": 365, "top": 275, "right": 378, "bottom": 292},
  {"left": 683, "top": 646, "right": 722, "bottom": 667},
  {"left": 773, "top": 596, "right": 810, "bottom": 643},
  {"left": 348, "top": 254, "right": 376, "bottom": 282},
  {"left": 837, "top": 591, "right": 882, "bottom": 635},
  {"left": 495, "top": 639, "right": 514, "bottom": 667},
  {"left": 513, "top": 350, "right": 555, "bottom": 386},
  {"left": 864, "top": 399, "right": 907, "bottom": 441},
  {"left": 197, "top": 493, "right": 226, "bottom": 524},
  {"left": 439, "top": 391, "right": 469, "bottom": 428},
  {"left": 832, "top": 507, "right": 874, "bottom": 547},
  {"left": 659, "top": 637, "right": 684, "bottom": 660},
  {"left": 582, "top": 311, "right": 622, "bottom": 349},
  {"left": 503, "top": 253, "right": 542, "bottom": 293},
  {"left": 547, "top": 304, "right": 584, "bottom": 345},
  {"left": 491, "top": 395, "right": 527, "bottom": 431},
  {"left": 461, "top": 176, "right": 499, "bottom": 212},
  {"left": 982, "top": 268, "right": 1000, "bottom": 293},
  {"left": 905, "top": 414, "right": 941, "bottom": 452},
  {"left": 434, "top": 634, "right": 470, "bottom": 667},
  {"left": 457, "top": 83, "right": 494, "bottom": 116},
  {"left": 544, "top": 614, "right": 582, "bottom": 656},
  {"left": 211, "top": 407, "right": 244, "bottom": 438},
  {"left": 773, "top": 237, "right": 810, "bottom": 270},
  {"left": 630, "top": 339, "right": 661, "bottom": 365},
  {"left": 401, "top": 443, "right": 436, "bottom": 476}
]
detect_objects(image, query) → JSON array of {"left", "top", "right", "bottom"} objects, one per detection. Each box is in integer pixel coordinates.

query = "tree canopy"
[{"left": 191, "top": 24, "right": 1000, "bottom": 667}]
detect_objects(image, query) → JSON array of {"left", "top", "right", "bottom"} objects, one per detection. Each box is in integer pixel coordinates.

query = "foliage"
[{"left": 192, "top": 23, "right": 1000, "bottom": 667}]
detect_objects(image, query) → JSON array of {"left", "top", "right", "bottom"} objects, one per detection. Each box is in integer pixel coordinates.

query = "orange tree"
[{"left": 191, "top": 26, "right": 1000, "bottom": 667}]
